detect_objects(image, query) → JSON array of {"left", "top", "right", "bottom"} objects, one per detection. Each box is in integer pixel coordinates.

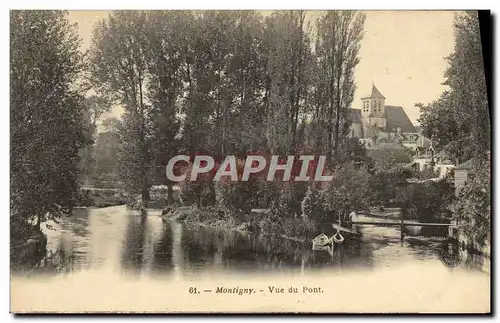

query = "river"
[
  {"left": 12, "top": 205, "right": 489, "bottom": 278},
  {"left": 10, "top": 205, "right": 491, "bottom": 313}
]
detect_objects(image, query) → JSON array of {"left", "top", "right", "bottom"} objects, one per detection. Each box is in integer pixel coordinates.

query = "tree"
[
  {"left": 418, "top": 11, "right": 490, "bottom": 163},
  {"left": 314, "top": 11, "right": 365, "bottom": 164},
  {"left": 367, "top": 147, "right": 412, "bottom": 172},
  {"left": 320, "top": 162, "right": 371, "bottom": 226},
  {"left": 449, "top": 160, "right": 490, "bottom": 247},
  {"left": 94, "top": 130, "right": 121, "bottom": 181},
  {"left": 89, "top": 11, "right": 152, "bottom": 202},
  {"left": 264, "top": 11, "right": 312, "bottom": 155},
  {"left": 10, "top": 10, "right": 88, "bottom": 239},
  {"left": 78, "top": 95, "right": 113, "bottom": 183},
  {"left": 369, "top": 168, "right": 409, "bottom": 206},
  {"left": 145, "top": 11, "right": 192, "bottom": 204},
  {"left": 396, "top": 179, "right": 455, "bottom": 222}
]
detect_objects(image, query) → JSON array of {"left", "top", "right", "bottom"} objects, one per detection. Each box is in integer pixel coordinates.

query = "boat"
[
  {"left": 312, "top": 233, "right": 332, "bottom": 248},
  {"left": 312, "top": 222, "right": 362, "bottom": 250}
]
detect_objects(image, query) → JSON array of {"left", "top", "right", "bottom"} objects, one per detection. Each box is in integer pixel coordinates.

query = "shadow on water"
[
  {"left": 149, "top": 221, "right": 376, "bottom": 277},
  {"left": 12, "top": 207, "right": 490, "bottom": 277},
  {"left": 120, "top": 210, "right": 147, "bottom": 276},
  {"left": 12, "top": 208, "right": 92, "bottom": 276}
]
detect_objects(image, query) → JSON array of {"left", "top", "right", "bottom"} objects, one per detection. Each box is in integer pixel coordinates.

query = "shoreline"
[{"left": 159, "top": 205, "right": 312, "bottom": 245}]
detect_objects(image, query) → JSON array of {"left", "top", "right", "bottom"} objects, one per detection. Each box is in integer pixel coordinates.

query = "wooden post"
[{"left": 400, "top": 209, "right": 405, "bottom": 242}]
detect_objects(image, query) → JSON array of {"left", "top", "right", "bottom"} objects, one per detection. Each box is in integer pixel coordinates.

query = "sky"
[{"left": 67, "top": 10, "right": 459, "bottom": 125}]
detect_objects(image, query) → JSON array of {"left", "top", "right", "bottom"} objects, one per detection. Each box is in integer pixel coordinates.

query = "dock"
[{"left": 350, "top": 221, "right": 459, "bottom": 227}]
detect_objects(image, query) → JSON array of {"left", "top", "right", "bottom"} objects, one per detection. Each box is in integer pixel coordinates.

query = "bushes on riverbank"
[
  {"left": 449, "top": 161, "right": 491, "bottom": 247},
  {"left": 166, "top": 162, "right": 372, "bottom": 240},
  {"left": 395, "top": 178, "right": 455, "bottom": 222},
  {"left": 76, "top": 189, "right": 127, "bottom": 208},
  {"left": 164, "top": 203, "right": 318, "bottom": 240}
]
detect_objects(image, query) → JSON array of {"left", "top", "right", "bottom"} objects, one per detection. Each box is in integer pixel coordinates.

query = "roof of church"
[
  {"left": 348, "top": 106, "right": 415, "bottom": 133},
  {"left": 385, "top": 105, "right": 416, "bottom": 133},
  {"left": 348, "top": 108, "right": 362, "bottom": 123},
  {"left": 361, "top": 84, "right": 386, "bottom": 99}
]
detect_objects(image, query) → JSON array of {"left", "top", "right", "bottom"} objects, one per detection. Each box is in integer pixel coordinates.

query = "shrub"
[
  {"left": 214, "top": 179, "right": 259, "bottom": 214},
  {"left": 367, "top": 147, "right": 412, "bottom": 172},
  {"left": 396, "top": 179, "right": 455, "bottom": 222},
  {"left": 282, "top": 216, "right": 318, "bottom": 239},
  {"left": 320, "top": 162, "right": 371, "bottom": 225},
  {"left": 415, "top": 167, "right": 439, "bottom": 180},
  {"left": 179, "top": 176, "right": 215, "bottom": 207},
  {"left": 369, "top": 168, "right": 408, "bottom": 206},
  {"left": 301, "top": 185, "right": 324, "bottom": 221},
  {"left": 449, "top": 161, "right": 490, "bottom": 247}
]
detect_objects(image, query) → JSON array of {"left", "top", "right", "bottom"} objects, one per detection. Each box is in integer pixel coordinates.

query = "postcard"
[{"left": 10, "top": 10, "right": 491, "bottom": 313}]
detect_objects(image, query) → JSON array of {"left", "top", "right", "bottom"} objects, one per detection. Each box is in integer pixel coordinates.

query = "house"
[{"left": 407, "top": 143, "right": 456, "bottom": 179}]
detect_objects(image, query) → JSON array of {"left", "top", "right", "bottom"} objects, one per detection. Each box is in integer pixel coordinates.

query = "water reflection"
[{"left": 14, "top": 206, "right": 489, "bottom": 277}]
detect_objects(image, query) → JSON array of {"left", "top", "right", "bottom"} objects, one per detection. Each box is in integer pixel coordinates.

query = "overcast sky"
[{"left": 68, "top": 10, "right": 459, "bottom": 125}]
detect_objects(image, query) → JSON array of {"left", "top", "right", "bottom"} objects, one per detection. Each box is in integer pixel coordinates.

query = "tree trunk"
[
  {"left": 138, "top": 77, "right": 149, "bottom": 204},
  {"left": 167, "top": 182, "right": 174, "bottom": 206},
  {"left": 34, "top": 213, "right": 41, "bottom": 232}
]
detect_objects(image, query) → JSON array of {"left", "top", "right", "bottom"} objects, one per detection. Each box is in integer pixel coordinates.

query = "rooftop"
[{"left": 361, "top": 84, "right": 386, "bottom": 100}]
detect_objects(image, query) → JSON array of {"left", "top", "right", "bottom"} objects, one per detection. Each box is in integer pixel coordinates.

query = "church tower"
[{"left": 361, "top": 84, "right": 387, "bottom": 138}]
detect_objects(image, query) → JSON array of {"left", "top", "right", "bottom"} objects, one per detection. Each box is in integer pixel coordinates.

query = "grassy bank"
[
  {"left": 76, "top": 188, "right": 127, "bottom": 208},
  {"left": 160, "top": 205, "right": 319, "bottom": 243}
]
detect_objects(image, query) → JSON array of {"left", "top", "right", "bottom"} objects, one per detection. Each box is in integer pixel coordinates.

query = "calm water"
[{"left": 14, "top": 205, "right": 488, "bottom": 278}]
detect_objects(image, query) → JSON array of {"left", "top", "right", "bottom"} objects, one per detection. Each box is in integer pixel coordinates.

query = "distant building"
[
  {"left": 407, "top": 146, "right": 456, "bottom": 179},
  {"left": 348, "top": 84, "right": 431, "bottom": 152}
]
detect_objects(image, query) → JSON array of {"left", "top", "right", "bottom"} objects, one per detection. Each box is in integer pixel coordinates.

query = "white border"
[{"left": 2, "top": 1, "right": 498, "bottom": 322}]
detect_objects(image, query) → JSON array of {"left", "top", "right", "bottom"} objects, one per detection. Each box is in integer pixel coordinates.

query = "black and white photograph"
[{"left": 9, "top": 9, "right": 491, "bottom": 313}]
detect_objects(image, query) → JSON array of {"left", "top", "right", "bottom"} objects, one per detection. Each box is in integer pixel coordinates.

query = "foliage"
[
  {"left": 215, "top": 180, "right": 259, "bottom": 214},
  {"left": 10, "top": 10, "right": 88, "bottom": 239},
  {"left": 312, "top": 11, "right": 366, "bottom": 162},
  {"left": 301, "top": 184, "right": 324, "bottom": 221},
  {"left": 281, "top": 216, "right": 318, "bottom": 239},
  {"left": 449, "top": 161, "right": 491, "bottom": 247},
  {"left": 84, "top": 10, "right": 368, "bottom": 209},
  {"left": 369, "top": 168, "right": 409, "bottom": 206},
  {"left": 177, "top": 162, "right": 215, "bottom": 207},
  {"left": 320, "top": 163, "right": 371, "bottom": 224},
  {"left": 89, "top": 11, "right": 152, "bottom": 201},
  {"left": 396, "top": 179, "right": 455, "bottom": 222},
  {"left": 76, "top": 189, "right": 127, "bottom": 208},
  {"left": 273, "top": 182, "right": 295, "bottom": 217},
  {"left": 414, "top": 166, "right": 439, "bottom": 180},
  {"left": 93, "top": 130, "right": 121, "bottom": 180},
  {"left": 265, "top": 11, "right": 311, "bottom": 155},
  {"left": 367, "top": 147, "right": 412, "bottom": 172},
  {"left": 418, "top": 11, "right": 490, "bottom": 163},
  {"left": 145, "top": 11, "right": 188, "bottom": 198}
]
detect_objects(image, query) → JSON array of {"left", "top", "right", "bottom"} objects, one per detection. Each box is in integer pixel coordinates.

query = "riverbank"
[
  {"left": 76, "top": 188, "right": 127, "bottom": 208},
  {"left": 11, "top": 229, "right": 47, "bottom": 270},
  {"left": 159, "top": 205, "right": 315, "bottom": 244}
]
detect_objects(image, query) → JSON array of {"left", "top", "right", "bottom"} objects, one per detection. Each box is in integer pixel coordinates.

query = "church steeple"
[
  {"left": 361, "top": 83, "right": 386, "bottom": 118},
  {"left": 370, "top": 84, "right": 385, "bottom": 99}
]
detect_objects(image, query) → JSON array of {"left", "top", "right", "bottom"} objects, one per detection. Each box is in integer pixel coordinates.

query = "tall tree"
[
  {"left": 89, "top": 11, "right": 152, "bottom": 202},
  {"left": 264, "top": 11, "right": 311, "bottom": 155},
  {"left": 145, "top": 11, "right": 193, "bottom": 203},
  {"left": 418, "top": 11, "right": 490, "bottom": 163},
  {"left": 314, "top": 11, "right": 365, "bottom": 164},
  {"left": 10, "top": 10, "right": 88, "bottom": 238},
  {"left": 220, "top": 11, "right": 268, "bottom": 155},
  {"left": 78, "top": 95, "right": 112, "bottom": 183}
]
